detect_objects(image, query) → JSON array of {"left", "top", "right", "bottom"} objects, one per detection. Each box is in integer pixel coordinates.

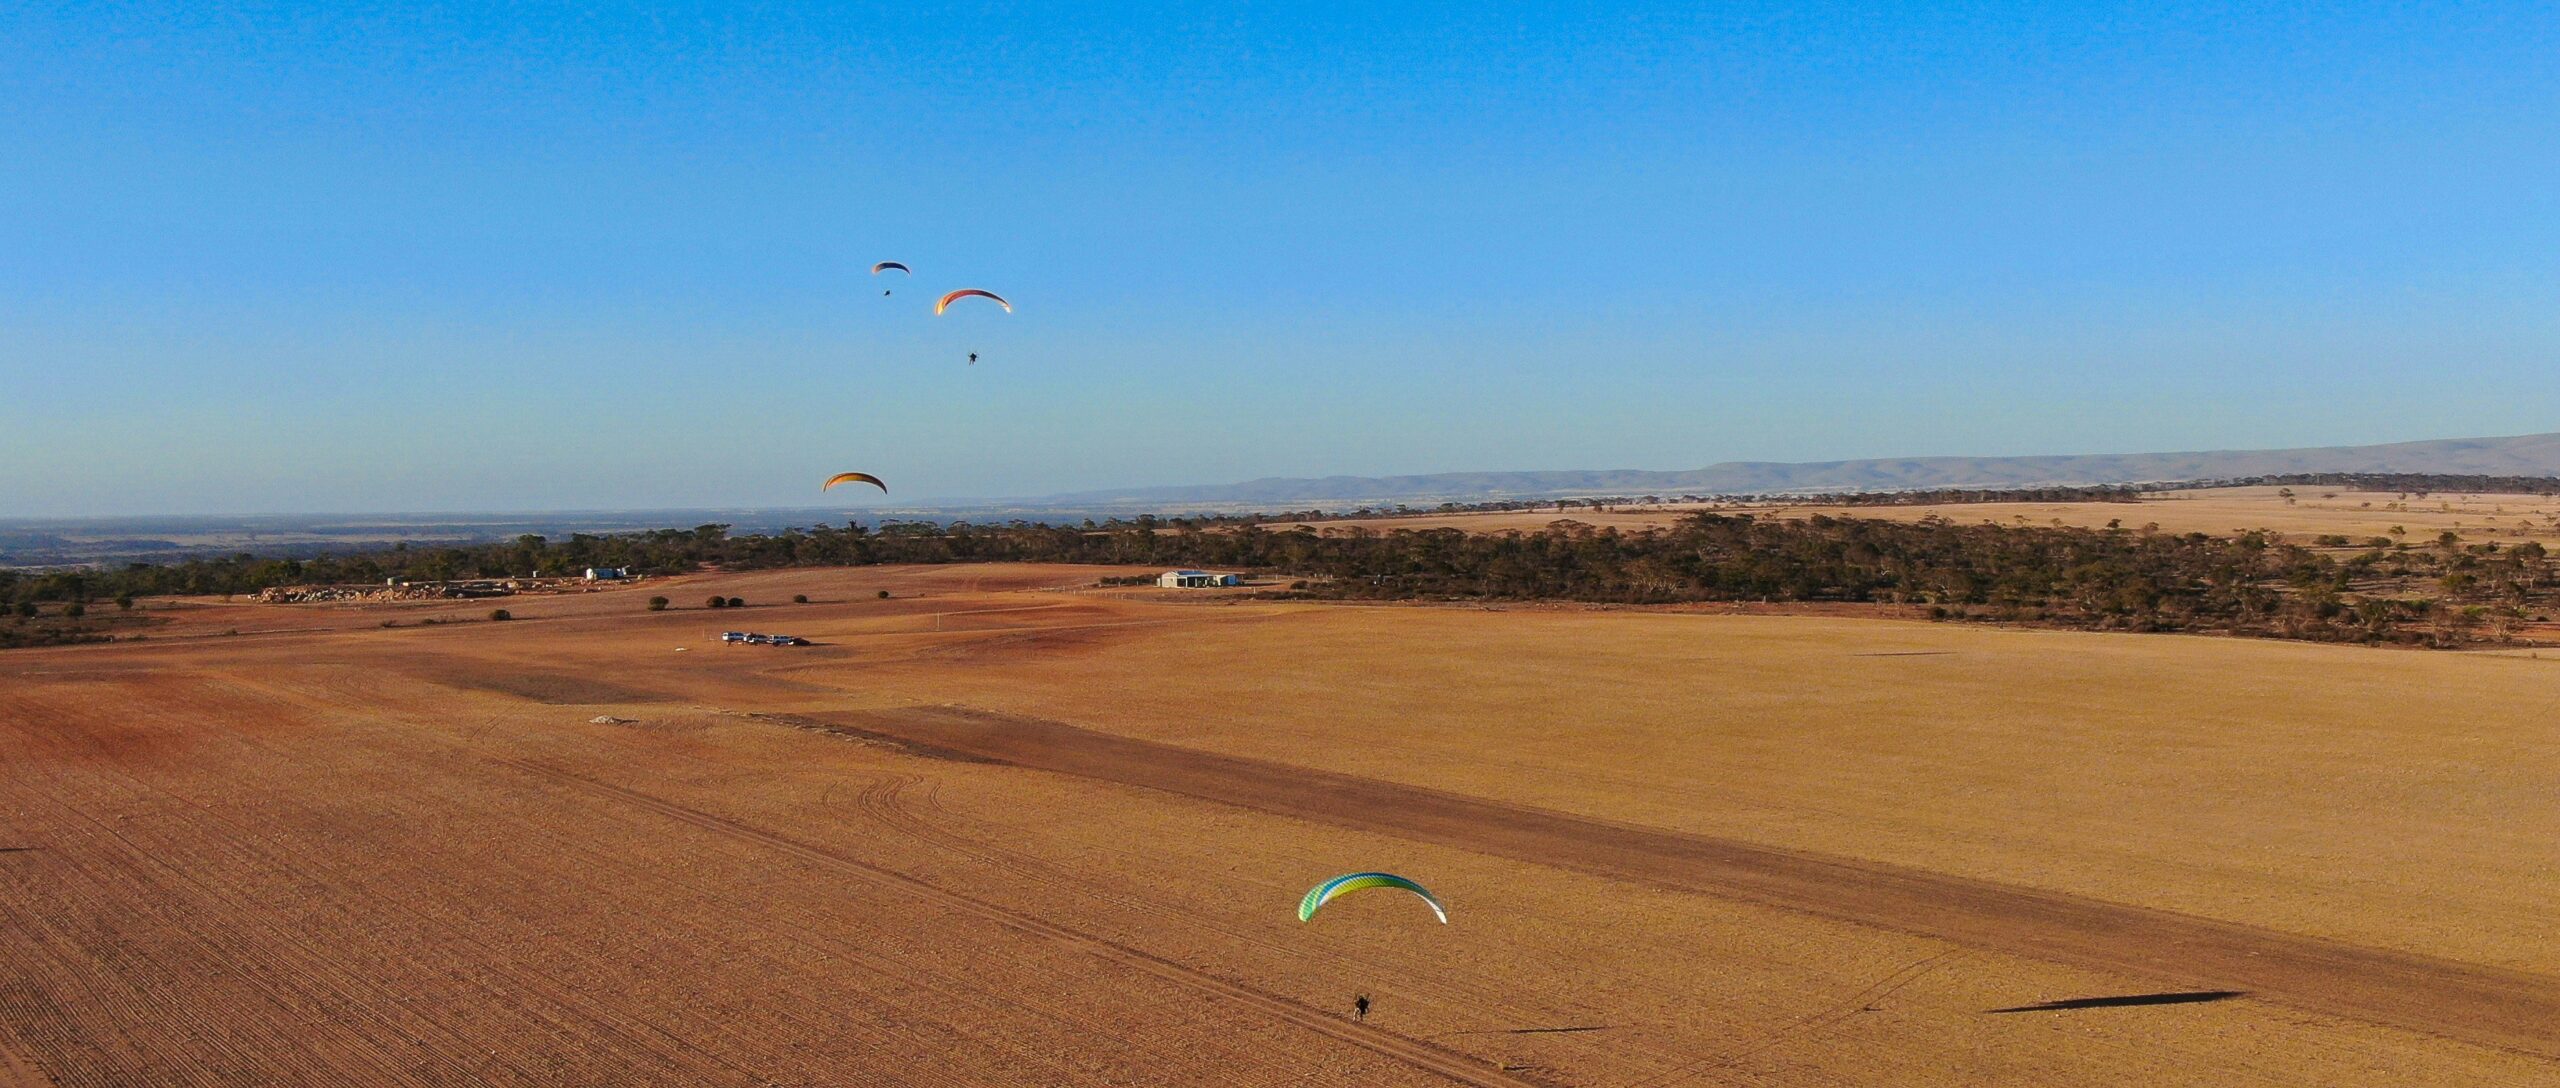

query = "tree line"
[{"left": 9, "top": 511, "right": 2559, "bottom": 647}]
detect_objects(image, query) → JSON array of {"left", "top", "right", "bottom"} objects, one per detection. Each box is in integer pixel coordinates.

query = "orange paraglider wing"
[
  {"left": 934, "top": 289, "right": 1012, "bottom": 315},
  {"left": 822, "top": 472, "right": 888, "bottom": 493}
]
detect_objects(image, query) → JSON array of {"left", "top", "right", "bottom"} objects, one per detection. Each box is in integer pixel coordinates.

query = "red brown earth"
[{"left": 2, "top": 563, "right": 2553, "bottom": 1085}]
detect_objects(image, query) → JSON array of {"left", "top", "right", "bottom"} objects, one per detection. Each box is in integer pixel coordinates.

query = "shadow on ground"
[
  {"left": 1444, "top": 1026, "right": 1611, "bottom": 1037},
  {"left": 1989, "top": 991, "right": 2247, "bottom": 1014}
]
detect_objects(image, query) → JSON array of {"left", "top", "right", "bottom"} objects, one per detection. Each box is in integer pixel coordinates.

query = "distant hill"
[
  {"left": 22, "top": 432, "right": 2560, "bottom": 567},
  {"left": 1036, "top": 432, "right": 2560, "bottom": 507}
]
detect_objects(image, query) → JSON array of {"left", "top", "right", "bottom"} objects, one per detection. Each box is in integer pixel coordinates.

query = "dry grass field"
[
  {"left": 3, "top": 564, "right": 2555, "bottom": 1085},
  {"left": 1285, "top": 485, "right": 2560, "bottom": 544}
]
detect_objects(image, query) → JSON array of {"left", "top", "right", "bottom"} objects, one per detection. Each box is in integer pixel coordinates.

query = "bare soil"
[{"left": 1, "top": 563, "right": 2551, "bottom": 1086}]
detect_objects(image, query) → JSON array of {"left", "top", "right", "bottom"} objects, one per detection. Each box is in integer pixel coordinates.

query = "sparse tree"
[
  {"left": 706, "top": 596, "right": 727, "bottom": 609},
  {"left": 726, "top": 596, "right": 744, "bottom": 608},
  {"left": 489, "top": 608, "right": 512, "bottom": 621},
  {"left": 646, "top": 596, "right": 669, "bottom": 611},
  {"left": 792, "top": 594, "right": 809, "bottom": 604}
]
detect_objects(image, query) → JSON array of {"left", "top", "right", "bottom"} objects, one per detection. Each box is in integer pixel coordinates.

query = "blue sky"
[{"left": 3, "top": 2, "right": 2556, "bottom": 516}]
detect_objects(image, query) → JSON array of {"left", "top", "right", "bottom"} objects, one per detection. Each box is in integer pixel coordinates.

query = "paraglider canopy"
[
  {"left": 935, "top": 288, "right": 1011, "bottom": 315},
  {"left": 822, "top": 472, "right": 888, "bottom": 494},
  {"left": 1298, "top": 873, "right": 1446, "bottom": 924},
  {"left": 871, "top": 261, "right": 910, "bottom": 275}
]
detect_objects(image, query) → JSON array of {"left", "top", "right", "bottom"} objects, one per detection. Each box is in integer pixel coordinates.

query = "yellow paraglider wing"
[
  {"left": 935, "top": 288, "right": 1012, "bottom": 315},
  {"left": 1298, "top": 873, "right": 1446, "bottom": 923},
  {"left": 822, "top": 472, "right": 888, "bottom": 494}
]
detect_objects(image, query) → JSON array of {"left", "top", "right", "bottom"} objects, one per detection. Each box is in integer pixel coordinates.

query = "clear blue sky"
[{"left": 4, "top": 2, "right": 2555, "bottom": 516}]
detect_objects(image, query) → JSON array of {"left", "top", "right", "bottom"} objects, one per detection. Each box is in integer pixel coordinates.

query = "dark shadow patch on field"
[
  {"left": 907, "top": 624, "right": 1134, "bottom": 665},
  {"left": 1989, "top": 990, "right": 2245, "bottom": 1013},
  {"left": 416, "top": 667, "right": 674, "bottom": 705},
  {"left": 0, "top": 662, "right": 133, "bottom": 677},
  {"left": 747, "top": 711, "right": 1006, "bottom": 764},
  {"left": 1444, "top": 1026, "right": 1611, "bottom": 1037}
]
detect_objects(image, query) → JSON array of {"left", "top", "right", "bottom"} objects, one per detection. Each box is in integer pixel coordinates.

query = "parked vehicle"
[{"left": 720, "top": 631, "right": 750, "bottom": 643}]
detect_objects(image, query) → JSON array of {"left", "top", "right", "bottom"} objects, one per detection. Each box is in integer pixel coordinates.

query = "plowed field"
[{"left": 3, "top": 564, "right": 2552, "bottom": 1085}]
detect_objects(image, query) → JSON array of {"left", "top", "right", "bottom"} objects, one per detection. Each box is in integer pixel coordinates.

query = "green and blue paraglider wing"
[{"left": 1298, "top": 872, "right": 1446, "bottom": 923}]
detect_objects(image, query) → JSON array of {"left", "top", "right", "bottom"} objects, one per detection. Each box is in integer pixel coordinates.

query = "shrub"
[
  {"left": 489, "top": 608, "right": 512, "bottom": 621},
  {"left": 63, "top": 603, "right": 85, "bottom": 618},
  {"left": 792, "top": 594, "right": 809, "bottom": 604},
  {"left": 115, "top": 595, "right": 135, "bottom": 610},
  {"left": 706, "top": 596, "right": 727, "bottom": 609},
  {"left": 877, "top": 590, "right": 891, "bottom": 599},
  {"left": 647, "top": 596, "right": 669, "bottom": 611},
  {"left": 13, "top": 602, "right": 34, "bottom": 618},
  {"left": 726, "top": 596, "right": 744, "bottom": 608}
]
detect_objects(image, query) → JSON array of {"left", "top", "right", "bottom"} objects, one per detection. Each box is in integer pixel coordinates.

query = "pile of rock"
[
  {"left": 255, "top": 582, "right": 507, "bottom": 604},
  {"left": 255, "top": 575, "right": 638, "bottom": 604}
]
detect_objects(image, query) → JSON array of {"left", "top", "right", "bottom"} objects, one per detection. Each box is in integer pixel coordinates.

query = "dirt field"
[
  {"left": 1284, "top": 485, "right": 2560, "bottom": 543},
  {"left": 2, "top": 564, "right": 2554, "bottom": 1085}
]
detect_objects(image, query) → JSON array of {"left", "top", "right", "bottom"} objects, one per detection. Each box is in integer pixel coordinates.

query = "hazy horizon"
[
  {"left": 11, "top": 426, "right": 2560, "bottom": 526},
  {"left": 8, "top": 3, "right": 2558, "bottom": 518}
]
